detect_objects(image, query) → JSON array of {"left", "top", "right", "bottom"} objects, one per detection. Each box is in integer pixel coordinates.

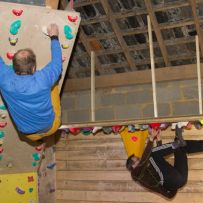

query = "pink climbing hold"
[
  {"left": 62, "top": 56, "right": 66, "bottom": 62},
  {"left": 0, "top": 147, "right": 3, "bottom": 154},
  {"left": 131, "top": 135, "right": 138, "bottom": 142},
  {"left": 0, "top": 121, "right": 7, "bottom": 128},
  {"left": 12, "top": 9, "right": 23, "bottom": 16},
  {"left": 68, "top": 15, "right": 78, "bottom": 23},
  {"left": 35, "top": 145, "right": 44, "bottom": 151},
  {"left": 6, "top": 52, "right": 14, "bottom": 60}
]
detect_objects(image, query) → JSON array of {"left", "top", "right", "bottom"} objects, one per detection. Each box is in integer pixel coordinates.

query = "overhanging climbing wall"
[{"left": 0, "top": 1, "right": 80, "bottom": 177}]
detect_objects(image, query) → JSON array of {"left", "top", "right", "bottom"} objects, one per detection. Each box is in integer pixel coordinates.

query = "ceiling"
[
  {"left": 4, "top": 0, "right": 203, "bottom": 81},
  {"left": 59, "top": 0, "right": 203, "bottom": 80}
]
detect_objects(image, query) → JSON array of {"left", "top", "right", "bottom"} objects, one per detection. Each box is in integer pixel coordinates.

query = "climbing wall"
[{"left": 0, "top": 1, "right": 80, "bottom": 202}]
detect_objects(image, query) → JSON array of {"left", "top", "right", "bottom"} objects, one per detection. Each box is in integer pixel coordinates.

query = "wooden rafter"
[
  {"left": 45, "top": 0, "right": 59, "bottom": 9},
  {"left": 145, "top": 0, "right": 170, "bottom": 66},
  {"left": 100, "top": 0, "right": 136, "bottom": 71},
  {"left": 63, "top": 63, "right": 203, "bottom": 92},
  {"left": 190, "top": 0, "right": 203, "bottom": 57},
  {"left": 78, "top": 28, "right": 105, "bottom": 75}
]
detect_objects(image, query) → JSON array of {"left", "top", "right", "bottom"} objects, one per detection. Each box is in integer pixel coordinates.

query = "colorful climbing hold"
[
  {"left": 0, "top": 121, "right": 7, "bottom": 128},
  {"left": 61, "top": 44, "right": 69, "bottom": 49},
  {"left": 28, "top": 176, "right": 34, "bottom": 182},
  {"left": 16, "top": 187, "right": 25, "bottom": 194},
  {"left": 47, "top": 163, "right": 56, "bottom": 169},
  {"left": 69, "top": 127, "right": 80, "bottom": 135},
  {"left": 149, "top": 123, "right": 161, "bottom": 130},
  {"left": 0, "top": 140, "right": 4, "bottom": 145},
  {"left": 131, "top": 136, "right": 138, "bottom": 142},
  {"left": 7, "top": 162, "right": 13, "bottom": 168},
  {"left": 10, "top": 20, "right": 22, "bottom": 35},
  {"left": 0, "top": 147, "right": 3, "bottom": 153},
  {"left": 0, "top": 104, "right": 6, "bottom": 110},
  {"left": 68, "top": 15, "right": 78, "bottom": 23},
  {"left": 29, "top": 188, "right": 33, "bottom": 193},
  {"left": 64, "top": 25, "right": 73, "bottom": 40},
  {"left": 6, "top": 52, "right": 15, "bottom": 60},
  {"left": 9, "top": 37, "right": 18, "bottom": 46},
  {"left": 0, "top": 155, "right": 3, "bottom": 161},
  {"left": 35, "top": 145, "right": 44, "bottom": 151},
  {"left": 32, "top": 153, "right": 41, "bottom": 161},
  {"left": 112, "top": 125, "right": 122, "bottom": 133},
  {"left": 62, "top": 56, "right": 66, "bottom": 62},
  {"left": 32, "top": 161, "right": 37, "bottom": 167},
  {"left": 0, "top": 131, "right": 5, "bottom": 139},
  {"left": 0, "top": 114, "right": 6, "bottom": 119},
  {"left": 12, "top": 9, "right": 23, "bottom": 16}
]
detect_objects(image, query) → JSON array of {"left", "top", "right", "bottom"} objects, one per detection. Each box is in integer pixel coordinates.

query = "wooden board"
[
  {"left": 0, "top": 1, "right": 80, "bottom": 172},
  {"left": 56, "top": 127, "right": 203, "bottom": 203}
]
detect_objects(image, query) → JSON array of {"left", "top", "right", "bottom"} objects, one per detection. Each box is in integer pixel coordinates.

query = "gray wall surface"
[{"left": 61, "top": 79, "right": 200, "bottom": 123}]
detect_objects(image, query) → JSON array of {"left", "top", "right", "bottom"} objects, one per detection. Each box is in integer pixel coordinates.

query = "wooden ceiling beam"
[
  {"left": 190, "top": 0, "right": 203, "bottom": 57},
  {"left": 144, "top": 0, "right": 170, "bottom": 66},
  {"left": 63, "top": 63, "right": 203, "bottom": 92},
  {"left": 74, "top": 0, "right": 100, "bottom": 8},
  {"left": 78, "top": 28, "right": 104, "bottom": 74},
  {"left": 99, "top": 0, "right": 137, "bottom": 71},
  {"left": 45, "top": 0, "right": 59, "bottom": 9},
  {"left": 113, "top": 1, "right": 189, "bottom": 20},
  {"left": 122, "top": 18, "right": 202, "bottom": 36}
]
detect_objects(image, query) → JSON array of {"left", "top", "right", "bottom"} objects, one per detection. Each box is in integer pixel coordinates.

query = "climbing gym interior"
[{"left": 1, "top": 0, "right": 203, "bottom": 203}]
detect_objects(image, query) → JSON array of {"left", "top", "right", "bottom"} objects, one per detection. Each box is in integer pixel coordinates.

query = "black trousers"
[{"left": 150, "top": 140, "right": 203, "bottom": 191}]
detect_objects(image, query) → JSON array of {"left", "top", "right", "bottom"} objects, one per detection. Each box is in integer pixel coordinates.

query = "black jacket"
[{"left": 131, "top": 139, "right": 177, "bottom": 199}]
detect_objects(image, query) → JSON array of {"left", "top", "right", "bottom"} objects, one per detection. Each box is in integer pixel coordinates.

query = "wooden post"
[
  {"left": 147, "top": 15, "right": 158, "bottom": 118},
  {"left": 196, "top": 35, "right": 203, "bottom": 114},
  {"left": 91, "top": 51, "right": 96, "bottom": 121}
]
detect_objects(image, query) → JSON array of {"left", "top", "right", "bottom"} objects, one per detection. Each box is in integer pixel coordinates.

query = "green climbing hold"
[
  {"left": 0, "top": 155, "right": 3, "bottom": 161},
  {"left": 64, "top": 25, "right": 72, "bottom": 34},
  {"left": 32, "top": 161, "right": 37, "bottom": 167},
  {"left": 29, "top": 188, "right": 33, "bottom": 193},
  {"left": 0, "top": 104, "right": 6, "bottom": 110},
  {"left": 11, "top": 20, "right": 21, "bottom": 29},
  {"left": 32, "top": 153, "right": 41, "bottom": 161},
  {"left": 10, "top": 20, "right": 21, "bottom": 35},
  {"left": 0, "top": 131, "right": 5, "bottom": 139},
  {"left": 64, "top": 25, "right": 73, "bottom": 40}
]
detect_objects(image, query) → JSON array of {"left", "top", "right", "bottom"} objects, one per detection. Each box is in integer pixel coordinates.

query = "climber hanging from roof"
[{"left": 0, "top": 23, "right": 62, "bottom": 141}]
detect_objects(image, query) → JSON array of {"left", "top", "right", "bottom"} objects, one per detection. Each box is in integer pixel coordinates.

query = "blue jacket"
[{"left": 0, "top": 38, "right": 62, "bottom": 133}]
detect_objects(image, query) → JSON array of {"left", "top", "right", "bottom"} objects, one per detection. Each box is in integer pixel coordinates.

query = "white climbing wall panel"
[{"left": 0, "top": 2, "right": 80, "bottom": 200}]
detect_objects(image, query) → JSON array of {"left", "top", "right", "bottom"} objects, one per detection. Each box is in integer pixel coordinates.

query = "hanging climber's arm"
[{"left": 36, "top": 23, "right": 62, "bottom": 87}]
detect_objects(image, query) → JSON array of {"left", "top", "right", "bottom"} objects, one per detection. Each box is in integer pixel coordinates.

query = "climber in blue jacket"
[{"left": 0, "top": 23, "right": 62, "bottom": 141}]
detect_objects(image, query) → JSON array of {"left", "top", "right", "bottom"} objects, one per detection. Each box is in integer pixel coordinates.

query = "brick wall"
[{"left": 61, "top": 79, "right": 200, "bottom": 123}]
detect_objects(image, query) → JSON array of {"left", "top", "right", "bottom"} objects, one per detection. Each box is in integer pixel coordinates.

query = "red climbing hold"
[
  {"left": 28, "top": 176, "right": 34, "bottom": 182},
  {"left": 6, "top": 52, "right": 14, "bottom": 60},
  {"left": 69, "top": 128, "right": 80, "bottom": 135},
  {"left": 12, "top": 9, "right": 23, "bottom": 16},
  {"left": 149, "top": 123, "right": 161, "bottom": 130},
  {"left": 112, "top": 125, "right": 122, "bottom": 133},
  {"left": 0, "top": 122, "right": 7, "bottom": 128},
  {"left": 68, "top": 15, "right": 78, "bottom": 22},
  {"left": 0, "top": 147, "right": 3, "bottom": 154}
]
